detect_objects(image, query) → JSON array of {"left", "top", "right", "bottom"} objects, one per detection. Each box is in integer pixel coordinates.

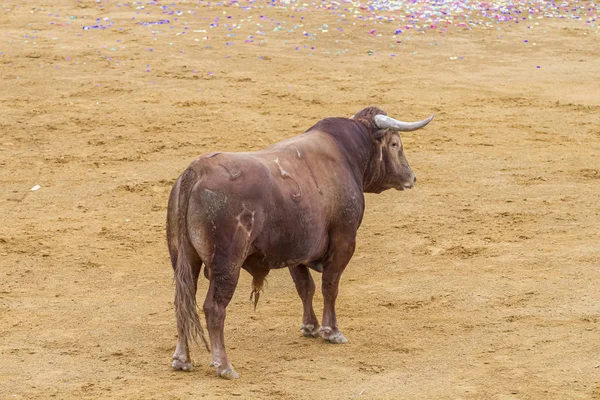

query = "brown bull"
[{"left": 166, "top": 106, "right": 434, "bottom": 379}]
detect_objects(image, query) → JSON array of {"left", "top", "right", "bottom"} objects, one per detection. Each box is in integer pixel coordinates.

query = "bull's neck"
[
  {"left": 362, "top": 148, "right": 387, "bottom": 193},
  {"left": 350, "top": 125, "right": 386, "bottom": 193},
  {"left": 327, "top": 120, "right": 374, "bottom": 190},
  {"left": 306, "top": 118, "right": 377, "bottom": 191}
]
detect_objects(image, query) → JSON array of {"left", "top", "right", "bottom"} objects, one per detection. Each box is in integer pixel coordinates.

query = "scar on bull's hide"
[
  {"left": 236, "top": 208, "right": 255, "bottom": 234},
  {"left": 274, "top": 157, "right": 302, "bottom": 201},
  {"left": 291, "top": 146, "right": 323, "bottom": 195},
  {"left": 219, "top": 162, "right": 242, "bottom": 181}
]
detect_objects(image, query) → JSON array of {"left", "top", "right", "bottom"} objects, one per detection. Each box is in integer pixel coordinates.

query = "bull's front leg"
[
  {"left": 289, "top": 265, "right": 320, "bottom": 337},
  {"left": 320, "top": 235, "right": 356, "bottom": 344}
]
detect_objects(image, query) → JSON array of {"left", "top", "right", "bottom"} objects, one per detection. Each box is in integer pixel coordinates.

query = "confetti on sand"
[{"left": 2, "top": 1, "right": 596, "bottom": 75}]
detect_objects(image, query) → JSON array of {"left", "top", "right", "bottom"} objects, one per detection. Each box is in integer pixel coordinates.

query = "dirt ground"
[{"left": 1, "top": 1, "right": 599, "bottom": 399}]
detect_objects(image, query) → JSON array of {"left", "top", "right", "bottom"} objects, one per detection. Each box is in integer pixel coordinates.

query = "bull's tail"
[{"left": 174, "top": 167, "right": 209, "bottom": 352}]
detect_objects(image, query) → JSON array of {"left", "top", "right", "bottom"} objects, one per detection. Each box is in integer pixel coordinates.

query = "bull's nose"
[{"left": 402, "top": 175, "right": 416, "bottom": 190}]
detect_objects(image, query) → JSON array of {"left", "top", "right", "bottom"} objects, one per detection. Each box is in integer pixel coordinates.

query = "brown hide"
[{"left": 166, "top": 106, "right": 432, "bottom": 378}]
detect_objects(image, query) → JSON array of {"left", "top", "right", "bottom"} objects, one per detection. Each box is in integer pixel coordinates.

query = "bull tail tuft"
[
  {"left": 249, "top": 275, "right": 267, "bottom": 311},
  {"left": 174, "top": 167, "right": 209, "bottom": 352}
]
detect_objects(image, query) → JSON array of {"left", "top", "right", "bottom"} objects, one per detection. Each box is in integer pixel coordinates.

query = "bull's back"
[{"left": 184, "top": 150, "right": 331, "bottom": 266}]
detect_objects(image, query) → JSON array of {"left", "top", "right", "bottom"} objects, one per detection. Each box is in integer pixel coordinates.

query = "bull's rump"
[{"left": 183, "top": 150, "right": 331, "bottom": 268}]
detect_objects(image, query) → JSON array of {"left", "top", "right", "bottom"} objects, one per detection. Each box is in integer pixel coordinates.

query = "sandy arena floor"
[{"left": 1, "top": 1, "right": 599, "bottom": 399}]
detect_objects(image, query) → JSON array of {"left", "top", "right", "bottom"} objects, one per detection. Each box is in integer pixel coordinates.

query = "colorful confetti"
[{"left": 2, "top": 1, "right": 597, "bottom": 76}]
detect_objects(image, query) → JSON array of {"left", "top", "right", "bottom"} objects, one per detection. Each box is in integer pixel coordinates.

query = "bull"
[{"left": 166, "top": 106, "right": 434, "bottom": 379}]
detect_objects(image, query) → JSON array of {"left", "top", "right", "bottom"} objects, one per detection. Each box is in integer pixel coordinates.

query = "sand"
[{"left": 1, "top": 1, "right": 599, "bottom": 399}]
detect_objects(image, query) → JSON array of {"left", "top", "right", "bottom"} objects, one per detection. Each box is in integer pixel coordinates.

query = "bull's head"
[{"left": 352, "top": 107, "right": 434, "bottom": 193}]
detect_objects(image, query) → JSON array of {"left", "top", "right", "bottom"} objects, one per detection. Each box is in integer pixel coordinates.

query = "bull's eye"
[{"left": 391, "top": 143, "right": 398, "bottom": 149}]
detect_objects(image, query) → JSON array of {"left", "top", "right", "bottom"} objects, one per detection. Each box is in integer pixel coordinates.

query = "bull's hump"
[{"left": 269, "top": 129, "right": 320, "bottom": 145}]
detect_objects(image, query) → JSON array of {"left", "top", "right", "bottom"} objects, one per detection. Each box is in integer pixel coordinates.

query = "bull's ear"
[{"left": 373, "top": 129, "right": 386, "bottom": 141}]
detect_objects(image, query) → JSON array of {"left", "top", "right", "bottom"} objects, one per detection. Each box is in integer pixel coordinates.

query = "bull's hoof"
[
  {"left": 300, "top": 324, "right": 320, "bottom": 338},
  {"left": 320, "top": 326, "right": 348, "bottom": 344},
  {"left": 172, "top": 359, "right": 193, "bottom": 371},
  {"left": 211, "top": 360, "right": 240, "bottom": 379},
  {"left": 218, "top": 367, "right": 240, "bottom": 380}
]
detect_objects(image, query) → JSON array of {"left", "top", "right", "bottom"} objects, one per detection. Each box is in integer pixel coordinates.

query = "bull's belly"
[
  {"left": 251, "top": 253, "right": 325, "bottom": 272},
  {"left": 250, "top": 230, "right": 328, "bottom": 270},
  {"left": 258, "top": 254, "right": 315, "bottom": 269}
]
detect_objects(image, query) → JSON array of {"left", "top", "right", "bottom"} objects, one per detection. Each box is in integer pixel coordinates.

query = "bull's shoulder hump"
[{"left": 265, "top": 131, "right": 341, "bottom": 157}]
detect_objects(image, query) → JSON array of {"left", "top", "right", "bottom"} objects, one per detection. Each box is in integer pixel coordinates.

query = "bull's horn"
[{"left": 374, "top": 114, "right": 434, "bottom": 132}]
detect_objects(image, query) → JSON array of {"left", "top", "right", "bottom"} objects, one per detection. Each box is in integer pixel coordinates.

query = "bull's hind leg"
[
  {"left": 203, "top": 250, "right": 243, "bottom": 380},
  {"left": 320, "top": 235, "right": 356, "bottom": 344},
  {"left": 172, "top": 340, "right": 192, "bottom": 371},
  {"left": 289, "top": 265, "right": 320, "bottom": 337}
]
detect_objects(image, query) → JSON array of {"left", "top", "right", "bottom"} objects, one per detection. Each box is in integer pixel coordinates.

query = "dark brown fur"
[{"left": 166, "top": 107, "right": 430, "bottom": 378}]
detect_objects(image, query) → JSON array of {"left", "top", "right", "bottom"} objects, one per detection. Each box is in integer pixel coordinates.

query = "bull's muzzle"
[{"left": 402, "top": 175, "right": 416, "bottom": 190}]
